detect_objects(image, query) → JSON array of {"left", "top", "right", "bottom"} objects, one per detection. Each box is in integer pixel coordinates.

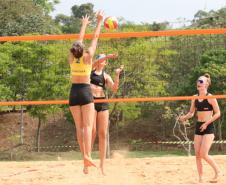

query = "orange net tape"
[
  {"left": 1, "top": 95, "right": 226, "bottom": 106},
  {"left": 0, "top": 28, "right": 226, "bottom": 42}
]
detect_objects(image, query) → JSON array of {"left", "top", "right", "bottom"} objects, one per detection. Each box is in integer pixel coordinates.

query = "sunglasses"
[{"left": 197, "top": 80, "right": 204, "bottom": 84}]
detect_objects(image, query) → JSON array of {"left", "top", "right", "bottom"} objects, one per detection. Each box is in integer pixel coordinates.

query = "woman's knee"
[
  {"left": 76, "top": 126, "right": 83, "bottom": 133},
  {"left": 195, "top": 152, "right": 202, "bottom": 159},
  {"left": 200, "top": 151, "right": 208, "bottom": 159},
  {"left": 99, "top": 130, "right": 107, "bottom": 140}
]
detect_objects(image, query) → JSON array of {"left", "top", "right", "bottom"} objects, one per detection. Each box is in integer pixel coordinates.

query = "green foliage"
[
  {"left": 0, "top": 41, "right": 70, "bottom": 118},
  {"left": 192, "top": 6, "right": 226, "bottom": 28},
  {"left": 55, "top": 3, "right": 95, "bottom": 33},
  {"left": 0, "top": 0, "right": 60, "bottom": 36},
  {"left": 33, "top": 0, "right": 60, "bottom": 14},
  {"left": 118, "top": 21, "right": 169, "bottom": 32},
  {"left": 1, "top": 3, "right": 226, "bottom": 141},
  {"left": 94, "top": 37, "right": 169, "bottom": 123},
  {"left": 71, "top": 3, "right": 94, "bottom": 19}
]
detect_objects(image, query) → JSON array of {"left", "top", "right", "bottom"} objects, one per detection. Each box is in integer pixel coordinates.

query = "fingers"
[
  {"left": 199, "top": 125, "right": 206, "bottom": 132},
  {"left": 81, "top": 14, "right": 91, "bottom": 26},
  {"left": 82, "top": 10, "right": 104, "bottom": 23},
  {"left": 96, "top": 10, "right": 104, "bottom": 20},
  {"left": 82, "top": 14, "right": 90, "bottom": 20},
  {"left": 95, "top": 11, "right": 99, "bottom": 17},
  {"left": 98, "top": 10, "right": 104, "bottom": 16}
]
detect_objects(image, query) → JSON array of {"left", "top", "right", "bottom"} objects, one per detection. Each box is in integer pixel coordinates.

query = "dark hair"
[
  {"left": 204, "top": 73, "right": 211, "bottom": 86},
  {"left": 70, "top": 42, "right": 84, "bottom": 59}
]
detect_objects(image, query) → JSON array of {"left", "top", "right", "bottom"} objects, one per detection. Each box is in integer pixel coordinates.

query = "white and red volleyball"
[{"left": 104, "top": 16, "right": 118, "bottom": 30}]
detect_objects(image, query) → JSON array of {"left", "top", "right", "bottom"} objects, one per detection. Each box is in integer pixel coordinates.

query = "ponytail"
[{"left": 204, "top": 73, "right": 211, "bottom": 86}]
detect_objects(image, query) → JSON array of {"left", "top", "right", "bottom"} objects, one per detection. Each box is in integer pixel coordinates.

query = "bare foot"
[
  {"left": 209, "top": 178, "right": 218, "bottom": 183},
  {"left": 100, "top": 166, "right": 106, "bottom": 176},
  {"left": 209, "top": 172, "right": 223, "bottom": 183},
  {"left": 199, "top": 177, "right": 203, "bottom": 183},
  {"left": 83, "top": 166, "right": 89, "bottom": 174},
  {"left": 84, "top": 156, "right": 97, "bottom": 168}
]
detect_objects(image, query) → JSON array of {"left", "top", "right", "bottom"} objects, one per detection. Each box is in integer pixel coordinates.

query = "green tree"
[
  {"left": 181, "top": 50, "right": 226, "bottom": 149},
  {"left": 71, "top": 3, "right": 94, "bottom": 19},
  {"left": 33, "top": 0, "right": 60, "bottom": 14},
  {"left": 192, "top": 7, "right": 226, "bottom": 28},
  {"left": 0, "top": 51, "right": 12, "bottom": 110},
  {"left": 55, "top": 3, "right": 95, "bottom": 33},
  {"left": 0, "top": 0, "right": 60, "bottom": 36},
  {"left": 0, "top": 41, "right": 69, "bottom": 148}
]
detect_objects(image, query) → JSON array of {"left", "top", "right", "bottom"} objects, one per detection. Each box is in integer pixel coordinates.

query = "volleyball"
[{"left": 104, "top": 16, "right": 118, "bottom": 30}]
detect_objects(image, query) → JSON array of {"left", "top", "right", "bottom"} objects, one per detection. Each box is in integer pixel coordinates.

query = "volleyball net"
[{"left": 0, "top": 28, "right": 226, "bottom": 158}]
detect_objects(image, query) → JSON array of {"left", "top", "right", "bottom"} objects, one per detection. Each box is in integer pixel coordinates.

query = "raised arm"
[
  {"left": 105, "top": 65, "right": 124, "bottom": 93},
  {"left": 179, "top": 98, "right": 196, "bottom": 122},
  {"left": 88, "top": 11, "right": 104, "bottom": 57},
  {"left": 78, "top": 15, "right": 90, "bottom": 43},
  {"left": 68, "top": 15, "right": 90, "bottom": 64}
]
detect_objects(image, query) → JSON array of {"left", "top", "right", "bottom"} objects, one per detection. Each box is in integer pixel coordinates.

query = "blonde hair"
[{"left": 204, "top": 73, "right": 211, "bottom": 86}]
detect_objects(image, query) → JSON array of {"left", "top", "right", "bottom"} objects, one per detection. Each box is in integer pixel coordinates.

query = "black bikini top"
[
  {"left": 90, "top": 70, "right": 106, "bottom": 89},
  {"left": 195, "top": 93, "right": 213, "bottom": 111}
]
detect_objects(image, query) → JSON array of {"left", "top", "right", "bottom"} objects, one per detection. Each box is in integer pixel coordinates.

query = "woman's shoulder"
[
  {"left": 192, "top": 94, "right": 198, "bottom": 103},
  {"left": 68, "top": 52, "right": 74, "bottom": 64},
  {"left": 206, "top": 93, "right": 215, "bottom": 103},
  {"left": 103, "top": 71, "right": 108, "bottom": 77},
  {"left": 83, "top": 52, "right": 92, "bottom": 64}
]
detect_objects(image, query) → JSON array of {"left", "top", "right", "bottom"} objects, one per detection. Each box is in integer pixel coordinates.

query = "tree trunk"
[
  {"left": 36, "top": 117, "right": 42, "bottom": 152},
  {"left": 20, "top": 105, "right": 24, "bottom": 145}
]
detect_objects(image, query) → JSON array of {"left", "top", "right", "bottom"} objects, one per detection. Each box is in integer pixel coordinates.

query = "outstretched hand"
[
  {"left": 96, "top": 10, "right": 104, "bottom": 22},
  {"left": 81, "top": 15, "right": 90, "bottom": 26},
  {"left": 115, "top": 65, "right": 124, "bottom": 75}
]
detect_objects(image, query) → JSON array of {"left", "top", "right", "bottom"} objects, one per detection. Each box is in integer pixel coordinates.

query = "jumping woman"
[
  {"left": 91, "top": 53, "right": 123, "bottom": 175},
  {"left": 68, "top": 11, "right": 104, "bottom": 174}
]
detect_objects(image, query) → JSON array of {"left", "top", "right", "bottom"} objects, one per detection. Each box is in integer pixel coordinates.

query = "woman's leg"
[
  {"left": 97, "top": 110, "right": 109, "bottom": 175},
  {"left": 70, "top": 106, "right": 90, "bottom": 174},
  {"left": 194, "top": 135, "right": 203, "bottom": 182},
  {"left": 81, "top": 103, "right": 95, "bottom": 166},
  {"left": 91, "top": 111, "right": 97, "bottom": 150},
  {"left": 200, "top": 134, "right": 221, "bottom": 181},
  {"left": 69, "top": 106, "right": 84, "bottom": 155}
]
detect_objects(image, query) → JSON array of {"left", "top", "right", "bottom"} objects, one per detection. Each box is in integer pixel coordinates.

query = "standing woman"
[
  {"left": 91, "top": 54, "right": 123, "bottom": 175},
  {"left": 68, "top": 11, "right": 104, "bottom": 174},
  {"left": 179, "top": 74, "right": 222, "bottom": 183}
]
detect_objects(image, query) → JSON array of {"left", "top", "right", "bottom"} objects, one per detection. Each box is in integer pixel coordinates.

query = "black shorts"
[
  {"left": 94, "top": 97, "right": 109, "bottom": 112},
  {"left": 195, "top": 121, "right": 215, "bottom": 135},
  {"left": 69, "top": 84, "right": 93, "bottom": 106}
]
